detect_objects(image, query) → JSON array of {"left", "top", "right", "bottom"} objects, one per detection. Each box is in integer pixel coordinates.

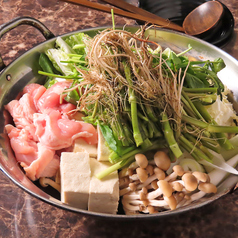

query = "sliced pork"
[
  {"left": 4, "top": 82, "right": 98, "bottom": 181},
  {"left": 37, "top": 81, "right": 76, "bottom": 114},
  {"left": 34, "top": 110, "right": 97, "bottom": 150}
]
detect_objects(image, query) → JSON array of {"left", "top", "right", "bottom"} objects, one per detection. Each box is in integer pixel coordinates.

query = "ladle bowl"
[
  {"left": 183, "top": 1, "right": 224, "bottom": 36},
  {"left": 139, "top": 0, "right": 234, "bottom": 46}
]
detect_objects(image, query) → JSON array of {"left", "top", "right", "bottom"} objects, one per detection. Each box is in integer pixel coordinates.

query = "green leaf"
[
  {"left": 184, "top": 72, "right": 209, "bottom": 88},
  {"left": 210, "top": 58, "right": 226, "bottom": 73},
  {"left": 99, "top": 124, "right": 119, "bottom": 154}
]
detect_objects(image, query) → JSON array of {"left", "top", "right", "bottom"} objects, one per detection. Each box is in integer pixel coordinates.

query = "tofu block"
[
  {"left": 97, "top": 125, "right": 111, "bottom": 161},
  {"left": 60, "top": 152, "right": 91, "bottom": 209},
  {"left": 73, "top": 138, "right": 97, "bottom": 158},
  {"left": 88, "top": 158, "right": 119, "bottom": 214}
]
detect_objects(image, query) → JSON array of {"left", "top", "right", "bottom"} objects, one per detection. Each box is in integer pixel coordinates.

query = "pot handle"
[{"left": 0, "top": 16, "right": 55, "bottom": 71}]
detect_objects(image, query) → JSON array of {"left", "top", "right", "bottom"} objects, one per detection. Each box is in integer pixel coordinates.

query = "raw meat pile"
[{"left": 4, "top": 81, "right": 98, "bottom": 181}]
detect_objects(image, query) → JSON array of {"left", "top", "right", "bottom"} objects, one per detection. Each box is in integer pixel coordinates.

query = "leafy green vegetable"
[{"left": 38, "top": 29, "right": 238, "bottom": 180}]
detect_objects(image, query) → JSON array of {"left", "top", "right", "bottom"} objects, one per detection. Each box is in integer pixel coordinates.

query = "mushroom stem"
[
  {"left": 137, "top": 173, "right": 158, "bottom": 189},
  {"left": 119, "top": 186, "right": 132, "bottom": 196},
  {"left": 39, "top": 177, "right": 61, "bottom": 192}
]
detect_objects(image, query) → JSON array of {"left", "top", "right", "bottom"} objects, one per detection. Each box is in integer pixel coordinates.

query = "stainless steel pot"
[{"left": 0, "top": 17, "right": 238, "bottom": 219}]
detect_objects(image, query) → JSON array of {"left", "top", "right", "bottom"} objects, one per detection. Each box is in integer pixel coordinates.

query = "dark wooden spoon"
[{"left": 183, "top": 1, "right": 224, "bottom": 36}]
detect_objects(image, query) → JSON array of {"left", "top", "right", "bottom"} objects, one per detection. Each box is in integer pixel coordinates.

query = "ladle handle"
[{"left": 0, "top": 16, "right": 55, "bottom": 71}]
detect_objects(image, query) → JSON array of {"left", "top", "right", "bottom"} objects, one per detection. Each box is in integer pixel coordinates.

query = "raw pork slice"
[
  {"left": 5, "top": 82, "right": 98, "bottom": 181},
  {"left": 34, "top": 110, "right": 97, "bottom": 150},
  {"left": 37, "top": 81, "right": 76, "bottom": 114},
  {"left": 5, "top": 124, "right": 59, "bottom": 181},
  {"left": 23, "top": 83, "right": 46, "bottom": 110}
]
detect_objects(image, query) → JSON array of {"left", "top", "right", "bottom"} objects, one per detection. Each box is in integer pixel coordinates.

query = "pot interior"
[{"left": 1, "top": 26, "right": 238, "bottom": 218}]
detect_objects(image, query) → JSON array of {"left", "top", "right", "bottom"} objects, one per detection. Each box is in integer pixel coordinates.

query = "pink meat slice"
[
  {"left": 34, "top": 110, "right": 98, "bottom": 150},
  {"left": 5, "top": 93, "right": 37, "bottom": 128},
  {"left": 5, "top": 82, "right": 98, "bottom": 181},
  {"left": 5, "top": 124, "right": 38, "bottom": 166},
  {"left": 23, "top": 83, "right": 46, "bottom": 111},
  {"left": 5, "top": 93, "right": 38, "bottom": 140},
  {"left": 5, "top": 124, "right": 59, "bottom": 181},
  {"left": 37, "top": 81, "right": 76, "bottom": 114},
  {"left": 24, "top": 144, "right": 60, "bottom": 181}
]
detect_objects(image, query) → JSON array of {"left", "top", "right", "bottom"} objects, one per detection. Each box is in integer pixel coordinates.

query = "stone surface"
[{"left": 0, "top": 0, "right": 238, "bottom": 237}]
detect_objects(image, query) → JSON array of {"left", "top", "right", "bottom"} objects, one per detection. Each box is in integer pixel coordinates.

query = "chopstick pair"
[{"left": 62, "top": 0, "right": 184, "bottom": 32}]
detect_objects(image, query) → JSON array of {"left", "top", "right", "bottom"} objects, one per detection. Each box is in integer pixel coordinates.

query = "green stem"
[
  {"left": 183, "top": 87, "right": 218, "bottom": 93},
  {"left": 123, "top": 61, "right": 143, "bottom": 146},
  {"left": 182, "top": 114, "right": 238, "bottom": 134},
  {"left": 179, "top": 135, "right": 212, "bottom": 163},
  {"left": 182, "top": 90, "right": 204, "bottom": 120},
  {"left": 38, "top": 70, "right": 81, "bottom": 79},
  {"left": 193, "top": 101, "right": 234, "bottom": 150},
  {"left": 96, "top": 156, "right": 135, "bottom": 179},
  {"left": 161, "top": 112, "right": 183, "bottom": 158},
  {"left": 184, "top": 133, "right": 213, "bottom": 160},
  {"left": 109, "top": 138, "right": 166, "bottom": 164}
]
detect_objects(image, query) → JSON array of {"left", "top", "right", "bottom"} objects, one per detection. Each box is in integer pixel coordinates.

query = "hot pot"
[{"left": 0, "top": 16, "right": 238, "bottom": 219}]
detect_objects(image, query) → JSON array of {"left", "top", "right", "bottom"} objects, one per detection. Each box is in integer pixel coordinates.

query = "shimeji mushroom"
[
  {"left": 119, "top": 150, "right": 220, "bottom": 214},
  {"left": 39, "top": 177, "right": 61, "bottom": 192}
]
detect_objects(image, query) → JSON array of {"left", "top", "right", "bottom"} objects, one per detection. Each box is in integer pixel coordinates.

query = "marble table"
[{"left": 0, "top": 0, "right": 238, "bottom": 237}]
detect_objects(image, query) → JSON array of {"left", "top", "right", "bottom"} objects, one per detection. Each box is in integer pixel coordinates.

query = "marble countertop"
[{"left": 0, "top": 0, "right": 238, "bottom": 237}]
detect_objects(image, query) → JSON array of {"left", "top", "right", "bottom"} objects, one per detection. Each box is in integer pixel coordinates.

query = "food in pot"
[{"left": 4, "top": 25, "right": 238, "bottom": 215}]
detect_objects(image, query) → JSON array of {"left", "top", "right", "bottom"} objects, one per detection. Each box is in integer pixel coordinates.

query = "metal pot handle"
[{"left": 0, "top": 16, "right": 55, "bottom": 71}]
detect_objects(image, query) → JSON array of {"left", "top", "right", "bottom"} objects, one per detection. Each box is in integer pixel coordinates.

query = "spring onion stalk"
[
  {"left": 193, "top": 100, "right": 234, "bottom": 150},
  {"left": 96, "top": 156, "right": 135, "bottom": 180},
  {"left": 108, "top": 138, "right": 166, "bottom": 164},
  {"left": 179, "top": 140, "right": 201, "bottom": 162},
  {"left": 179, "top": 135, "right": 213, "bottom": 163},
  {"left": 38, "top": 70, "right": 82, "bottom": 79},
  {"left": 182, "top": 114, "right": 238, "bottom": 134},
  {"left": 183, "top": 133, "right": 213, "bottom": 160},
  {"left": 161, "top": 112, "right": 183, "bottom": 159},
  {"left": 123, "top": 61, "right": 143, "bottom": 147},
  {"left": 179, "top": 158, "right": 205, "bottom": 172},
  {"left": 182, "top": 90, "right": 205, "bottom": 120},
  {"left": 183, "top": 87, "right": 218, "bottom": 93},
  {"left": 208, "top": 154, "right": 238, "bottom": 185}
]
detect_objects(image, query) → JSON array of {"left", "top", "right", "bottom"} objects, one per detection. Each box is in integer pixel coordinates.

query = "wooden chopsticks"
[
  {"left": 62, "top": 0, "right": 185, "bottom": 32},
  {"left": 102, "top": 0, "right": 167, "bottom": 23}
]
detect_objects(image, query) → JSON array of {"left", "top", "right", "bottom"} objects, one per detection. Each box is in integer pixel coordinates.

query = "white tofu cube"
[
  {"left": 73, "top": 138, "right": 97, "bottom": 158},
  {"left": 88, "top": 158, "right": 119, "bottom": 214},
  {"left": 60, "top": 152, "right": 91, "bottom": 209},
  {"left": 97, "top": 125, "right": 111, "bottom": 161}
]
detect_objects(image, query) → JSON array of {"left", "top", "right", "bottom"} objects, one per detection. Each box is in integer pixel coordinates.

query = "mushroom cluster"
[{"left": 119, "top": 150, "right": 217, "bottom": 215}]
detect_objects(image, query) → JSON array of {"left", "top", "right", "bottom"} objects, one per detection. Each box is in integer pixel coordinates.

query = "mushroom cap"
[
  {"left": 136, "top": 167, "right": 148, "bottom": 183},
  {"left": 158, "top": 180, "right": 173, "bottom": 197},
  {"left": 164, "top": 195, "right": 177, "bottom": 210},
  {"left": 151, "top": 180, "right": 159, "bottom": 190},
  {"left": 182, "top": 173, "right": 198, "bottom": 191},
  {"left": 142, "top": 187, "right": 148, "bottom": 194},
  {"left": 192, "top": 171, "right": 209, "bottom": 183},
  {"left": 198, "top": 182, "right": 217, "bottom": 194},
  {"left": 172, "top": 182, "right": 184, "bottom": 192},
  {"left": 135, "top": 154, "right": 148, "bottom": 169},
  {"left": 147, "top": 205, "right": 156, "bottom": 214},
  {"left": 146, "top": 164, "right": 154, "bottom": 176},
  {"left": 173, "top": 165, "right": 185, "bottom": 177},
  {"left": 129, "top": 182, "right": 137, "bottom": 191},
  {"left": 154, "top": 151, "right": 171, "bottom": 171},
  {"left": 154, "top": 167, "right": 166, "bottom": 180}
]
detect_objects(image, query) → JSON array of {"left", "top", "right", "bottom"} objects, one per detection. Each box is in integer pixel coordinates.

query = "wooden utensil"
[
  {"left": 183, "top": 1, "right": 224, "bottom": 36},
  {"left": 62, "top": 0, "right": 185, "bottom": 32},
  {"left": 101, "top": 0, "right": 166, "bottom": 21}
]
